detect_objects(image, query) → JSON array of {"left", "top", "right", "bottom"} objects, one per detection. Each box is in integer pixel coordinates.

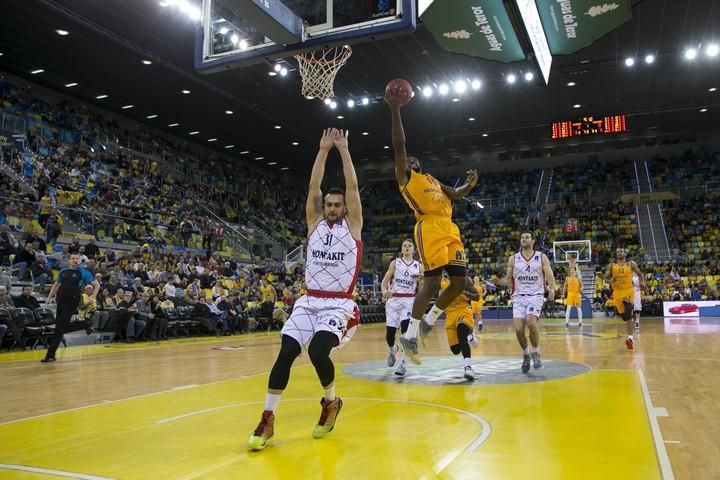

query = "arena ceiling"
[{"left": 0, "top": 0, "right": 719, "bottom": 175}]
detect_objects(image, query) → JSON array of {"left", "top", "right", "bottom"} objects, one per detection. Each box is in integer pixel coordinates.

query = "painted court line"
[
  {"left": 638, "top": 369, "right": 675, "bottom": 480},
  {"left": 0, "top": 464, "right": 116, "bottom": 480},
  {"left": 664, "top": 440, "right": 681, "bottom": 444}
]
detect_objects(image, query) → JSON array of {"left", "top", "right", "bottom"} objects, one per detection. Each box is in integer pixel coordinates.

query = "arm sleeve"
[{"left": 80, "top": 268, "right": 95, "bottom": 285}]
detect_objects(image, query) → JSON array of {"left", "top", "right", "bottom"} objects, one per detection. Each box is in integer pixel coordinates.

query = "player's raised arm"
[
  {"left": 384, "top": 91, "right": 410, "bottom": 187},
  {"left": 440, "top": 170, "right": 479, "bottom": 200},
  {"left": 333, "top": 129, "right": 362, "bottom": 239},
  {"left": 306, "top": 129, "right": 335, "bottom": 229},
  {"left": 541, "top": 254, "right": 557, "bottom": 299}
]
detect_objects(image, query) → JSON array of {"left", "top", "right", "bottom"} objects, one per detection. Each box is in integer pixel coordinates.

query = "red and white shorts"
[
  {"left": 281, "top": 295, "right": 359, "bottom": 350},
  {"left": 385, "top": 296, "right": 414, "bottom": 328}
]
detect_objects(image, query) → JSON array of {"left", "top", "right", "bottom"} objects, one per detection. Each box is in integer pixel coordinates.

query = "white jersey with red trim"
[
  {"left": 390, "top": 257, "right": 421, "bottom": 296},
  {"left": 305, "top": 218, "right": 361, "bottom": 294},
  {"left": 512, "top": 250, "right": 545, "bottom": 297}
]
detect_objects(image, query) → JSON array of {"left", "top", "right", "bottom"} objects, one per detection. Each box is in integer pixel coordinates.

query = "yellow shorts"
[
  {"left": 611, "top": 288, "right": 634, "bottom": 313},
  {"left": 471, "top": 301, "right": 483, "bottom": 315},
  {"left": 566, "top": 293, "right": 581, "bottom": 307},
  {"left": 414, "top": 216, "right": 465, "bottom": 272},
  {"left": 445, "top": 309, "right": 474, "bottom": 346}
]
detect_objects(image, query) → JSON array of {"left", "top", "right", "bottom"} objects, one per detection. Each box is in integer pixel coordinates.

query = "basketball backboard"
[
  {"left": 196, "top": 0, "right": 416, "bottom": 73},
  {"left": 553, "top": 240, "right": 592, "bottom": 264}
]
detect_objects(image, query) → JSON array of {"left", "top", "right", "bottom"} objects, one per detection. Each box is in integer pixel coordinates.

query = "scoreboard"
[{"left": 552, "top": 115, "right": 627, "bottom": 139}]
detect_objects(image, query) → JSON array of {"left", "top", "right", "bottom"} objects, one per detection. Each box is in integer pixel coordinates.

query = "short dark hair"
[
  {"left": 521, "top": 230, "right": 536, "bottom": 240},
  {"left": 325, "top": 187, "right": 345, "bottom": 198}
]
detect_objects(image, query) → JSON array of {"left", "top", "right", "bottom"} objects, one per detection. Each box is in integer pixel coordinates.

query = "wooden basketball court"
[{"left": 1, "top": 318, "right": 717, "bottom": 479}]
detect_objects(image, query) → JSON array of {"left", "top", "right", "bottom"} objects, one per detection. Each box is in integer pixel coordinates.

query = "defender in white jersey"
[
  {"left": 632, "top": 273, "right": 642, "bottom": 329},
  {"left": 497, "top": 230, "right": 556, "bottom": 373},
  {"left": 381, "top": 239, "right": 424, "bottom": 376},
  {"left": 248, "top": 128, "right": 363, "bottom": 451}
]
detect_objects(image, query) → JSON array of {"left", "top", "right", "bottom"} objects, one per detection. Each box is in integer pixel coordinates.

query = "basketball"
[{"left": 385, "top": 78, "right": 414, "bottom": 106}]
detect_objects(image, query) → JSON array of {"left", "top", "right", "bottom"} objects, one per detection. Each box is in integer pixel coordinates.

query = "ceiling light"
[
  {"left": 274, "top": 125, "right": 282, "bottom": 129},
  {"left": 55, "top": 29, "right": 69, "bottom": 36},
  {"left": 566, "top": 81, "right": 576, "bottom": 86},
  {"left": 168, "top": 123, "right": 179, "bottom": 127},
  {"left": 268, "top": 71, "right": 277, "bottom": 76},
  {"left": 709, "top": 87, "right": 717, "bottom": 92},
  {"left": 230, "top": 34, "right": 239, "bottom": 44},
  {"left": 422, "top": 86, "right": 433, "bottom": 97},
  {"left": 700, "top": 108, "right": 708, "bottom": 112},
  {"left": 468, "top": 117, "right": 475, "bottom": 121},
  {"left": 122, "top": 105, "right": 134, "bottom": 110},
  {"left": 573, "top": 104, "right": 581, "bottom": 108},
  {"left": 706, "top": 44, "right": 719, "bottom": 57},
  {"left": 337, "top": 115, "right": 344, "bottom": 119},
  {"left": 240, "top": 150, "right": 249, "bottom": 154},
  {"left": 159, "top": 1, "right": 169, "bottom": 6},
  {"left": 624, "top": 57, "right": 635, "bottom": 67},
  {"left": 224, "top": 144, "right": 234, "bottom": 149},
  {"left": 208, "top": 138, "right": 218, "bottom": 142},
  {"left": 189, "top": 131, "right": 200, "bottom": 135},
  {"left": 142, "top": 60, "right": 152, "bottom": 65},
  {"left": 482, "top": 133, "right": 489, "bottom": 137},
  {"left": 685, "top": 47, "right": 698, "bottom": 60},
  {"left": 645, "top": 54, "right": 655, "bottom": 64},
  {"left": 0, "top": 53, "right": 3, "bottom": 56},
  {"left": 347, "top": 99, "right": 355, "bottom": 108},
  {"left": 291, "top": 141, "right": 299, "bottom": 146},
  {"left": 146, "top": 114, "right": 158, "bottom": 119},
  {"left": 324, "top": 98, "right": 332, "bottom": 105},
  {"left": 31, "top": 69, "right": 45, "bottom": 74},
  {"left": 274, "top": 63, "right": 282, "bottom": 72},
  {"left": 451, "top": 98, "right": 460, "bottom": 102},
  {"left": 239, "top": 39, "right": 248, "bottom": 50},
  {"left": 383, "top": 145, "right": 389, "bottom": 149},
  {"left": 362, "top": 132, "right": 369, "bottom": 136},
  {"left": 454, "top": 80, "right": 467, "bottom": 94},
  {"left": 268, "top": 162, "right": 278, "bottom": 165},
  {"left": 281, "top": 167, "right": 290, "bottom": 171},
  {"left": 329, "top": 101, "right": 337, "bottom": 109},
  {"left": 438, "top": 83, "right": 449, "bottom": 95},
  {"left": 219, "top": 27, "right": 229, "bottom": 35},
  {"left": 280, "top": 67, "right": 288, "bottom": 76},
  {"left": 361, "top": 97, "right": 369, "bottom": 105},
  {"left": 64, "top": 82, "right": 78, "bottom": 88},
  {"left": 471, "top": 79, "right": 481, "bottom": 90},
  {"left": 96, "top": 94, "right": 108, "bottom": 99},
  {"left": 254, "top": 156, "right": 264, "bottom": 160},
  {"left": 225, "top": 110, "right": 234, "bottom": 115},
  {"left": 524, "top": 72, "right": 534, "bottom": 81},
  {"left": 506, "top": 74, "right": 517, "bottom": 84},
  {"left": 181, "top": 90, "right": 191, "bottom": 94}
]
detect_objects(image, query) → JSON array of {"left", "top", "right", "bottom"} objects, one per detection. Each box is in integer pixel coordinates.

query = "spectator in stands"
[
  {"left": 13, "top": 285, "right": 41, "bottom": 310},
  {"left": 84, "top": 238, "right": 101, "bottom": 259},
  {"left": 0, "top": 268, "right": 11, "bottom": 292},
  {"left": 131, "top": 277, "right": 145, "bottom": 296},
  {"left": 163, "top": 279, "right": 176, "bottom": 298},
  {"left": 77, "top": 285, "right": 97, "bottom": 327},
  {"left": 0, "top": 323, "right": 7, "bottom": 352},
  {"left": 37, "top": 193, "right": 54, "bottom": 228},
  {"left": 23, "top": 230, "right": 47, "bottom": 254},
  {"left": 0, "top": 225, "right": 19, "bottom": 266},
  {"left": 44, "top": 213, "right": 62, "bottom": 247},
  {"left": 150, "top": 294, "right": 169, "bottom": 340},
  {"left": 94, "top": 288, "right": 115, "bottom": 331},
  {"left": 68, "top": 236, "right": 81, "bottom": 254},
  {"left": 134, "top": 292, "right": 156, "bottom": 340},
  {"left": 12, "top": 242, "right": 36, "bottom": 281},
  {"left": 31, "top": 253, "right": 53, "bottom": 288},
  {"left": 114, "top": 291, "right": 144, "bottom": 342},
  {"left": 0, "top": 286, "right": 15, "bottom": 310}
]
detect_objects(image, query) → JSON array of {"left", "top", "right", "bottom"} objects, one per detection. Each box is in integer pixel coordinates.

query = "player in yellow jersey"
[
  {"left": 440, "top": 275, "right": 480, "bottom": 380},
  {"left": 605, "top": 247, "right": 644, "bottom": 350},
  {"left": 562, "top": 265, "right": 583, "bottom": 329},
  {"left": 471, "top": 275, "right": 486, "bottom": 333},
  {"left": 385, "top": 88, "right": 478, "bottom": 364}
]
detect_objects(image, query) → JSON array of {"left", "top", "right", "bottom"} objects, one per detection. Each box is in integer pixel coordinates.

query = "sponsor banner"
[
  {"left": 663, "top": 301, "right": 720, "bottom": 317},
  {"left": 536, "top": 0, "right": 632, "bottom": 55},
  {"left": 421, "top": 0, "right": 525, "bottom": 62}
]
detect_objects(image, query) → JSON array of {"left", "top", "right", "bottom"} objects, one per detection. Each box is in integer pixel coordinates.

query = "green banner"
[
  {"left": 535, "top": 0, "right": 632, "bottom": 55},
  {"left": 421, "top": 0, "right": 525, "bottom": 63}
]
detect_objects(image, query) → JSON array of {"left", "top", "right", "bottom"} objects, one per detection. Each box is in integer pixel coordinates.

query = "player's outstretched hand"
[
  {"left": 319, "top": 128, "right": 337, "bottom": 151},
  {"left": 333, "top": 129, "right": 349, "bottom": 149},
  {"left": 466, "top": 169, "right": 479, "bottom": 188},
  {"left": 384, "top": 89, "right": 404, "bottom": 110}
]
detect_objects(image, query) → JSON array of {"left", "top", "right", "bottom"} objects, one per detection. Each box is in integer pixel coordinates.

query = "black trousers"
[{"left": 46, "top": 299, "right": 89, "bottom": 358}]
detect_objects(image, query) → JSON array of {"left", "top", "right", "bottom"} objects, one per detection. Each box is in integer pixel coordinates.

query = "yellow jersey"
[
  {"left": 440, "top": 277, "right": 471, "bottom": 314},
  {"left": 611, "top": 263, "right": 633, "bottom": 290},
  {"left": 566, "top": 276, "right": 581, "bottom": 295},
  {"left": 400, "top": 169, "right": 452, "bottom": 220}
]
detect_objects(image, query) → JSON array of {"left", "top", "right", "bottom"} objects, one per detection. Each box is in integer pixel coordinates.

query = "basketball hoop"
[{"left": 294, "top": 45, "right": 352, "bottom": 100}]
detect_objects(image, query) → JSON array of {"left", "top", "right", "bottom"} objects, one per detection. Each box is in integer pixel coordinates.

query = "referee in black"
[{"left": 42, "top": 252, "right": 100, "bottom": 363}]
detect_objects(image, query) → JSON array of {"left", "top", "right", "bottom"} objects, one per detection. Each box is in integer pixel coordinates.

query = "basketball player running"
[
  {"left": 441, "top": 274, "right": 480, "bottom": 380},
  {"left": 248, "top": 129, "right": 362, "bottom": 450},
  {"left": 381, "top": 239, "right": 423, "bottom": 376},
  {"left": 632, "top": 272, "right": 642, "bottom": 329},
  {"left": 605, "top": 248, "right": 644, "bottom": 350},
  {"left": 385, "top": 88, "right": 478, "bottom": 365},
  {"left": 562, "top": 265, "right": 583, "bottom": 328},
  {"left": 471, "top": 275, "right": 486, "bottom": 335},
  {"left": 498, "top": 231, "right": 556, "bottom": 373}
]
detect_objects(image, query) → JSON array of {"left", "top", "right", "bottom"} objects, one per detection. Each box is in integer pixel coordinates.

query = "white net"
[{"left": 294, "top": 45, "right": 352, "bottom": 100}]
